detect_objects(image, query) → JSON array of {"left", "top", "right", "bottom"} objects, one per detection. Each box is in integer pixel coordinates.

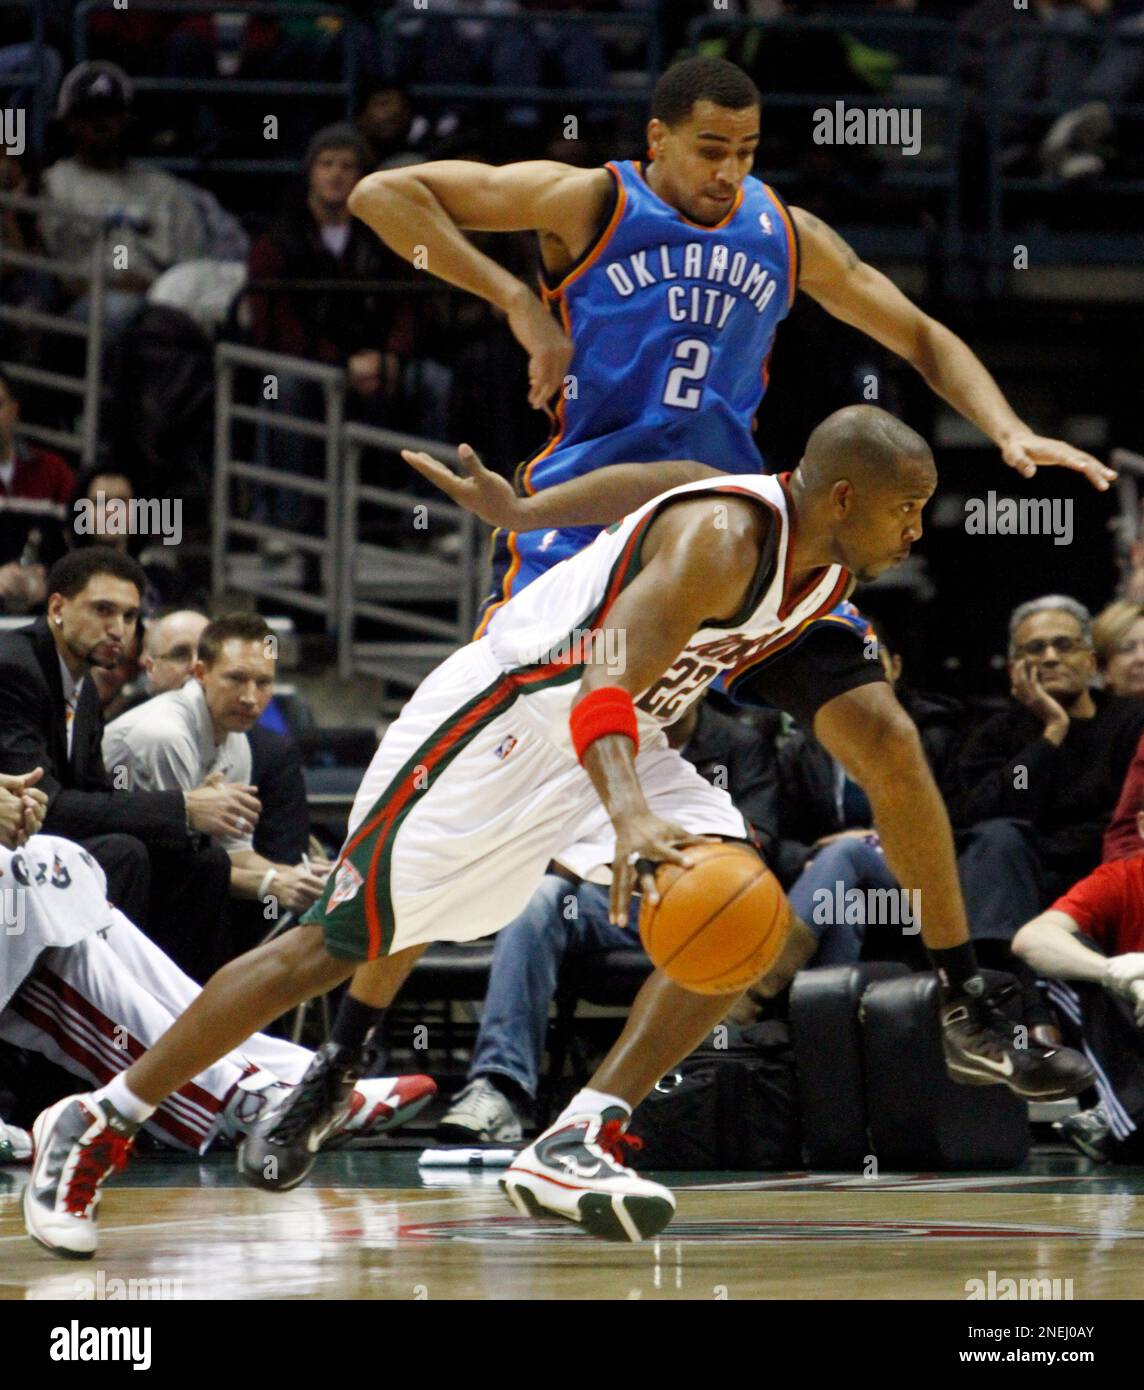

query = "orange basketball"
[{"left": 638, "top": 841, "right": 789, "bottom": 995}]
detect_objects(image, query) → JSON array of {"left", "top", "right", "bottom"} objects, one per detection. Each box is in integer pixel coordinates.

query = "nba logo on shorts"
[
  {"left": 494, "top": 735, "right": 518, "bottom": 761},
  {"left": 327, "top": 859, "right": 364, "bottom": 912}
]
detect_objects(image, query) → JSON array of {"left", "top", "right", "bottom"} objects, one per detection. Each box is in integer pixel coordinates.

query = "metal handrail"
[
  {"left": 213, "top": 341, "right": 345, "bottom": 628},
  {"left": 0, "top": 190, "right": 110, "bottom": 464}
]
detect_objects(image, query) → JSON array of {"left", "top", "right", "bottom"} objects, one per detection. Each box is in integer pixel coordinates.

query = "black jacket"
[
  {"left": 947, "top": 690, "right": 1144, "bottom": 879},
  {"left": 0, "top": 618, "right": 190, "bottom": 846},
  {"left": 678, "top": 703, "right": 780, "bottom": 854},
  {"left": 248, "top": 724, "right": 309, "bottom": 865}
]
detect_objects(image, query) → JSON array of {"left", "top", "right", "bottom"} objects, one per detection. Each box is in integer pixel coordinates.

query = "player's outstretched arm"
[
  {"left": 349, "top": 160, "right": 610, "bottom": 410},
  {"left": 401, "top": 442, "right": 725, "bottom": 530},
  {"left": 791, "top": 207, "right": 1115, "bottom": 492},
  {"left": 573, "top": 497, "right": 765, "bottom": 924}
]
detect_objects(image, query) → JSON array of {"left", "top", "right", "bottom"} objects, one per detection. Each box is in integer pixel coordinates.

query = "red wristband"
[{"left": 570, "top": 686, "right": 639, "bottom": 764}]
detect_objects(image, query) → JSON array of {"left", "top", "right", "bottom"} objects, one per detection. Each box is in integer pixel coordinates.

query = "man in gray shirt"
[{"left": 104, "top": 612, "right": 328, "bottom": 916}]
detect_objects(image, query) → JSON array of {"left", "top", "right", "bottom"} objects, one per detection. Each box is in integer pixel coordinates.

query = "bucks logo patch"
[{"left": 327, "top": 859, "right": 364, "bottom": 913}]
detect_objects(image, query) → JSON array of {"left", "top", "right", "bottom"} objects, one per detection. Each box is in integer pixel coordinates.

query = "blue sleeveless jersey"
[{"left": 479, "top": 159, "right": 798, "bottom": 632}]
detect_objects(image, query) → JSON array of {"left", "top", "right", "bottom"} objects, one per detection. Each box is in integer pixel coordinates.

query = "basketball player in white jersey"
[{"left": 24, "top": 406, "right": 1093, "bottom": 1254}]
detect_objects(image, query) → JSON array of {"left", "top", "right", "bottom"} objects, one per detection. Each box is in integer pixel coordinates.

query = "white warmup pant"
[{"left": 0, "top": 909, "right": 313, "bottom": 1153}]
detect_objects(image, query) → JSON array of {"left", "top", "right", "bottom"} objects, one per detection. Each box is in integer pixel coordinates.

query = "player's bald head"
[{"left": 799, "top": 405, "right": 935, "bottom": 494}]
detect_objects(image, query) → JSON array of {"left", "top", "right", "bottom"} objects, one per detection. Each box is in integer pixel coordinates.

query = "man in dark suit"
[{"left": 0, "top": 547, "right": 262, "bottom": 981}]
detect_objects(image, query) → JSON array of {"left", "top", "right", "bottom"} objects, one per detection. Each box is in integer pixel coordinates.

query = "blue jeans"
[
  {"left": 468, "top": 874, "right": 640, "bottom": 1099},
  {"left": 788, "top": 837, "right": 900, "bottom": 967}
]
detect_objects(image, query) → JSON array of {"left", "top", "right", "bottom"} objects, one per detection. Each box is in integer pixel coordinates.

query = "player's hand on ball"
[
  {"left": 505, "top": 286, "right": 573, "bottom": 411},
  {"left": 401, "top": 443, "right": 523, "bottom": 529},
  {"left": 610, "top": 811, "right": 710, "bottom": 928},
  {"left": 1000, "top": 430, "right": 1115, "bottom": 492}
]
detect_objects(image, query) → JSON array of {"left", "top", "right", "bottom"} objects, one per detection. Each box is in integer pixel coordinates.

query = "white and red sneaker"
[
  {"left": 501, "top": 1106, "right": 675, "bottom": 1243},
  {"left": 327, "top": 1074, "right": 437, "bottom": 1148},
  {"left": 23, "top": 1095, "right": 136, "bottom": 1259}
]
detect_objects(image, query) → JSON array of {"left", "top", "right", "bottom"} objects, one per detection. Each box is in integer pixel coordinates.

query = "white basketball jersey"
[{"left": 484, "top": 473, "right": 852, "bottom": 745}]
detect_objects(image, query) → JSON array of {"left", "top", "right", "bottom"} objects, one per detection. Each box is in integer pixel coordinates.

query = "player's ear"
[{"left": 646, "top": 117, "right": 668, "bottom": 158}]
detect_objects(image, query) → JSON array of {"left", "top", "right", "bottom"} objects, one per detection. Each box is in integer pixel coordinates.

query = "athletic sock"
[
  {"left": 92, "top": 1075, "right": 156, "bottom": 1127},
  {"left": 555, "top": 1087, "right": 631, "bottom": 1128},
  {"left": 929, "top": 941, "right": 986, "bottom": 999},
  {"left": 330, "top": 995, "right": 385, "bottom": 1052}
]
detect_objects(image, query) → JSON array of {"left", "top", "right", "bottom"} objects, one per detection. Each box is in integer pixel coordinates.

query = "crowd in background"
[{"left": 4, "top": 2, "right": 1144, "bottom": 1165}]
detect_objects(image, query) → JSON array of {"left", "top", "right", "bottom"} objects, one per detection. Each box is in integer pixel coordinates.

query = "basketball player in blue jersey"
[{"left": 345, "top": 53, "right": 1112, "bottom": 630}]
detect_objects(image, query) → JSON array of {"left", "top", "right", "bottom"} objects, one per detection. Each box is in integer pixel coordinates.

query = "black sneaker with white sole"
[
  {"left": 941, "top": 984, "right": 1095, "bottom": 1101},
  {"left": 237, "top": 1041, "right": 363, "bottom": 1191},
  {"left": 501, "top": 1106, "right": 674, "bottom": 1243}
]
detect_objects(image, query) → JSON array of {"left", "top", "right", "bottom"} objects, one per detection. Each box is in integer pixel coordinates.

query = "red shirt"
[
  {"left": 1051, "top": 857, "right": 1144, "bottom": 953},
  {"left": 1104, "top": 728, "right": 1144, "bottom": 863}
]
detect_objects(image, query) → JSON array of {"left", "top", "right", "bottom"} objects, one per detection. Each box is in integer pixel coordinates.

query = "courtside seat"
[{"left": 402, "top": 942, "right": 497, "bottom": 1001}]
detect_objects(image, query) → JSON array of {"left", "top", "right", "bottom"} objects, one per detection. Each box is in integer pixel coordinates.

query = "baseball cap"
[{"left": 57, "top": 61, "right": 133, "bottom": 120}]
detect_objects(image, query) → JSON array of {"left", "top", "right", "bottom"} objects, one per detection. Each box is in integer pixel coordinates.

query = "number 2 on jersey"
[{"left": 662, "top": 338, "right": 712, "bottom": 411}]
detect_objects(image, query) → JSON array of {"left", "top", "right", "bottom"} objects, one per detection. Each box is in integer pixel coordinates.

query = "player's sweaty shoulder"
[{"left": 642, "top": 494, "right": 769, "bottom": 598}]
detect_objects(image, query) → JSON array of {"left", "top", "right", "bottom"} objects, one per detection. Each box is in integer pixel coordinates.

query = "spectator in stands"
[
  {"left": 960, "top": 0, "right": 1143, "bottom": 179},
  {"left": 0, "top": 367, "right": 74, "bottom": 614},
  {"left": 0, "top": 547, "right": 253, "bottom": 982},
  {"left": 1013, "top": 824, "right": 1144, "bottom": 1161},
  {"left": 947, "top": 595, "right": 1144, "bottom": 1011},
  {"left": 246, "top": 122, "right": 450, "bottom": 531},
  {"left": 356, "top": 85, "right": 428, "bottom": 170},
  {"left": 1093, "top": 598, "right": 1144, "bottom": 697},
  {"left": 41, "top": 62, "right": 206, "bottom": 347},
  {"left": 67, "top": 465, "right": 202, "bottom": 615},
  {"left": 102, "top": 612, "right": 330, "bottom": 928},
  {"left": 435, "top": 694, "right": 785, "bottom": 1142},
  {"left": 138, "top": 608, "right": 210, "bottom": 699}
]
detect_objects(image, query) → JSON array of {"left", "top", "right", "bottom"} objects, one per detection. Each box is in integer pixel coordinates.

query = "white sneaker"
[
  {"left": 437, "top": 1076, "right": 523, "bottom": 1143},
  {"left": 24, "top": 1094, "right": 137, "bottom": 1259},
  {"left": 501, "top": 1106, "right": 675, "bottom": 1243},
  {"left": 1, "top": 1120, "right": 32, "bottom": 1165}
]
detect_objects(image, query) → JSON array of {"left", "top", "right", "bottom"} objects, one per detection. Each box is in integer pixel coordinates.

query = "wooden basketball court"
[{"left": 4, "top": 1152, "right": 1143, "bottom": 1300}]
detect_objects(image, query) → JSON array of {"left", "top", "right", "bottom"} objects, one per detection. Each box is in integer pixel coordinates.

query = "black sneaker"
[
  {"left": 941, "top": 983, "right": 1095, "bottom": 1101},
  {"left": 237, "top": 1041, "right": 362, "bottom": 1191}
]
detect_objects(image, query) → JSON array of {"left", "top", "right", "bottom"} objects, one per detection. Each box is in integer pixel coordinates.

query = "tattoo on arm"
[{"left": 802, "top": 212, "right": 860, "bottom": 272}]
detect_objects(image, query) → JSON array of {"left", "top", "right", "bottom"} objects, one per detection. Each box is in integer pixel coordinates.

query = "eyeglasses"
[
  {"left": 1014, "top": 636, "right": 1087, "bottom": 658},
  {"left": 154, "top": 645, "right": 195, "bottom": 663}
]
